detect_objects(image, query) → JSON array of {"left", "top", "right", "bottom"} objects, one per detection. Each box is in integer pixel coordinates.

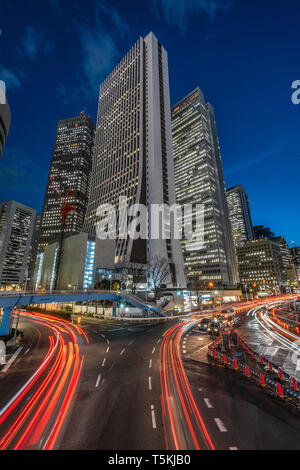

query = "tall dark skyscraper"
[
  {"left": 0, "top": 201, "right": 36, "bottom": 287},
  {"left": 226, "top": 185, "right": 254, "bottom": 248},
  {"left": 172, "top": 88, "right": 238, "bottom": 288},
  {"left": 0, "top": 94, "right": 11, "bottom": 159},
  {"left": 253, "top": 225, "right": 275, "bottom": 240},
  {"left": 83, "top": 32, "right": 186, "bottom": 288},
  {"left": 38, "top": 113, "right": 95, "bottom": 253}
]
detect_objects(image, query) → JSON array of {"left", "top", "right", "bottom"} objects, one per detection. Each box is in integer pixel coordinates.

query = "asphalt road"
[{"left": 2, "top": 303, "right": 300, "bottom": 450}]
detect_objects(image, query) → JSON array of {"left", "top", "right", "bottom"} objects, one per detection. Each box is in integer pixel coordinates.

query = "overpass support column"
[
  {"left": 144, "top": 309, "right": 149, "bottom": 318},
  {"left": 0, "top": 307, "right": 13, "bottom": 337},
  {"left": 112, "top": 302, "right": 117, "bottom": 318}
]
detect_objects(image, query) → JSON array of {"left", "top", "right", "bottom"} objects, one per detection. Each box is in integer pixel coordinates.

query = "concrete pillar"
[
  {"left": 0, "top": 308, "right": 13, "bottom": 337},
  {"left": 144, "top": 309, "right": 149, "bottom": 318},
  {"left": 112, "top": 302, "right": 117, "bottom": 318}
]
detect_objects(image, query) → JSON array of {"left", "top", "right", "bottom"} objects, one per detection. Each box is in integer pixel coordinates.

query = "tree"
[
  {"left": 147, "top": 256, "right": 170, "bottom": 301},
  {"left": 122, "top": 263, "right": 146, "bottom": 294}
]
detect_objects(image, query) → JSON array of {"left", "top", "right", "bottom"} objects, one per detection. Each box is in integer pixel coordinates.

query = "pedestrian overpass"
[{"left": 0, "top": 290, "right": 163, "bottom": 336}]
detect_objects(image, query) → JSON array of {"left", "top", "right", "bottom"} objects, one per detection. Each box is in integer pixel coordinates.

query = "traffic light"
[{"left": 177, "top": 290, "right": 182, "bottom": 296}]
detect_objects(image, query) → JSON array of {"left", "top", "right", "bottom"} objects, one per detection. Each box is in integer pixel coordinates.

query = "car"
[
  {"left": 199, "top": 318, "right": 210, "bottom": 332},
  {"left": 207, "top": 320, "right": 221, "bottom": 336}
]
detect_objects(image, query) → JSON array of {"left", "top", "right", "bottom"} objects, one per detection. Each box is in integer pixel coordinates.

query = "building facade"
[
  {"left": 237, "top": 239, "right": 288, "bottom": 294},
  {"left": 226, "top": 185, "right": 253, "bottom": 248},
  {"left": 83, "top": 32, "right": 186, "bottom": 288},
  {"left": 291, "top": 246, "right": 300, "bottom": 283},
  {"left": 171, "top": 88, "right": 238, "bottom": 289},
  {"left": 37, "top": 113, "right": 95, "bottom": 253},
  {"left": 33, "top": 232, "right": 96, "bottom": 291},
  {"left": 253, "top": 225, "right": 275, "bottom": 240},
  {"left": 0, "top": 95, "right": 11, "bottom": 159},
  {"left": 0, "top": 201, "right": 36, "bottom": 288}
]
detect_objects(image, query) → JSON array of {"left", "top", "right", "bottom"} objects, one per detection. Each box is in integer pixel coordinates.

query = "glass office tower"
[{"left": 172, "top": 88, "right": 238, "bottom": 288}]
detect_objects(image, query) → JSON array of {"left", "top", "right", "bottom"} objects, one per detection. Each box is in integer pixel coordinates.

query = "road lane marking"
[
  {"left": 110, "top": 361, "right": 116, "bottom": 370},
  {"left": 157, "top": 339, "right": 161, "bottom": 344},
  {"left": 120, "top": 348, "right": 125, "bottom": 356},
  {"left": 128, "top": 340, "right": 134, "bottom": 346},
  {"left": 148, "top": 377, "right": 152, "bottom": 390},
  {"left": 229, "top": 447, "right": 238, "bottom": 450},
  {"left": 204, "top": 398, "right": 213, "bottom": 408},
  {"left": 214, "top": 418, "right": 227, "bottom": 432},
  {"left": 149, "top": 359, "right": 152, "bottom": 368},
  {"left": 102, "top": 358, "right": 106, "bottom": 367},
  {"left": 106, "top": 347, "right": 110, "bottom": 353},
  {"left": 151, "top": 405, "right": 157, "bottom": 429},
  {"left": 1, "top": 347, "right": 23, "bottom": 373},
  {"left": 95, "top": 374, "right": 101, "bottom": 388},
  {"left": 24, "top": 348, "right": 30, "bottom": 355},
  {"left": 152, "top": 347, "right": 156, "bottom": 354}
]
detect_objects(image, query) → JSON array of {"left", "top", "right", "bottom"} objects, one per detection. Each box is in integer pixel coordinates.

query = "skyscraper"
[
  {"left": 253, "top": 225, "right": 275, "bottom": 240},
  {"left": 0, "top": 96, "right": 11, "bottom": 159},
  {"left": 83, "top": 32, "right": 186, "bottom": 287},
  {"left": 38, "top": 113, "right": 95, "bottom": 253},
  {"left": 226, "top": 185, "right": 254, "bottom": 248},
  {"left": 0, "top": 201, "right": 36, "bottom": 287},
  {"left": 172, "top": 88, "right": 238, "bottom": 289}
]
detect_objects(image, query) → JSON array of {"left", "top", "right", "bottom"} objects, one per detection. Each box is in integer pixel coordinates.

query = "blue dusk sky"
[{"left": 0, "top": 0, "right": 299, "bottom": 244}]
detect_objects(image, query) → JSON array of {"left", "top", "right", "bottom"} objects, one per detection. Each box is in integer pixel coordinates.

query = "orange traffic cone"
[
  {"left": 245, "top": 365, "right": 251, "bottom": 378},
  {"left": 292, "top": 377, "right": 299, "bottom": 392},
  {"left": 278, "top": 368, "right": 284, "bottom": 381},
  {"left": 233, "top": 359, "right": 238, "bottom": 371},
  {"left": 260, "top": 373, "right": 266, "bottom": 388},
  {"left": 277, "top": 383, "right": 284, "bottom": 399},
  {"left": 268, "top": 361, "right": 273, "bottom": 372}
]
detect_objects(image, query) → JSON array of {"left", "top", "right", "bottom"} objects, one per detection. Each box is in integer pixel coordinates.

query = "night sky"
[{"left": 0, "top": 0, "right": 299, "bottom": 244}]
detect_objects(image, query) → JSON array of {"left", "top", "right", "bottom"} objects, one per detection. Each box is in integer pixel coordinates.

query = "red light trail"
[
  {"left": 0, "top": 310, "right": 88, "bottom": 450},
  {"left": 159, "top": 320, "right": 215, "bottom": 450}
]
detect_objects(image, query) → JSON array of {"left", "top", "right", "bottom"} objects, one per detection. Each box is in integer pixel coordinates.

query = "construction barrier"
[{"left": 207, "top": 339, "right": 300, "bottom": 411}]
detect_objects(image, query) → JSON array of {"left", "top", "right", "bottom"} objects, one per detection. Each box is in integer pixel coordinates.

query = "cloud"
[
  {"left": 76, "top": 3, "right": 129, "bottom": 97},
  {"left": 153, "top": 0, "right": 234, "bottom": 34},
  {"left": 20, "top": 26, "right": 54, "bottom": 60},
  {"left": 0, "top": 65, "right": 21, "bottom": 90}
]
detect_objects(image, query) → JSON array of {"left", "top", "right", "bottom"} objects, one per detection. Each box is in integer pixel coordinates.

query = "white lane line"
[
  {"left": 120, "top": 348, "right": 125, "bottom": 356},
  {"left": 151, "top": 405, "right": 157, "bottom": 429},
  {"left": 229, "top": 447, "right": 238, "bottom": 450},
  {"left": 102, "top": 358, "right": 106, "bottom": 367},
  {"left": 106, "top": 347, "right": 110, "bottom": 353},
  {"left": 214, "top": 418, "right": 227, "bottom": 432},
  {"left": 128, "top": 340, "right": 134, "bottom": 346},
  {"left": 149, "top": 359, "right": 152, "bottom": 368},
  {"left": 106, "top": 339, "right": 110, "bottom": 345},
  {"left": 157, "top": 339, "right": 161, "bottom": 344},
  {"left": 148, "top": 377, "right": 152, "bottom": 390},
  {"left": 110, "top": 361, "right": 116, "bottom": 370},
  {"left": 1, "top": 347, "right": 23, "bottom": 373},
  {"left": 95, "top": 374, "right": 101, "bottom": 388},
  {"left": 24, "top": 348, "right": 30, "bottom": 355},
  {"left": 152, "top": 347, "right": 156, "bottom": 354},
  {"left": 204, "top": 398, "right": 213, "bottom": 409}
]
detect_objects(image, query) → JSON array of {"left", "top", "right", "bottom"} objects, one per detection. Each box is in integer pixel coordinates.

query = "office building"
[
  {"left": 254, "top": 225, "right": 275, "bottom": 240},
  {"left": 237, "top": 239, "right": 288, "bottom": 294},
  {"left": 0, "top": 95, "right": 11, "bottom": 159},
  {"left": 83, "top": 32, "right": 186, "bottom": 288},
  {"left": 33, "top": 232, "right": 97, "bottom": 291},
  {"left": 291, "top": 246, "right": 300, "bottom": 283},
  {"left": 171, "top": 88, "right": 238, "bottom": 289},
  {"left": 226, "top": 185, "right": 253, "bottom": 248},
  {"left": 0, "top": 201, "right": 36, "bottom": 288},
  {"left": 38, "top": 113, "right": 95, "bottom": 253}
]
